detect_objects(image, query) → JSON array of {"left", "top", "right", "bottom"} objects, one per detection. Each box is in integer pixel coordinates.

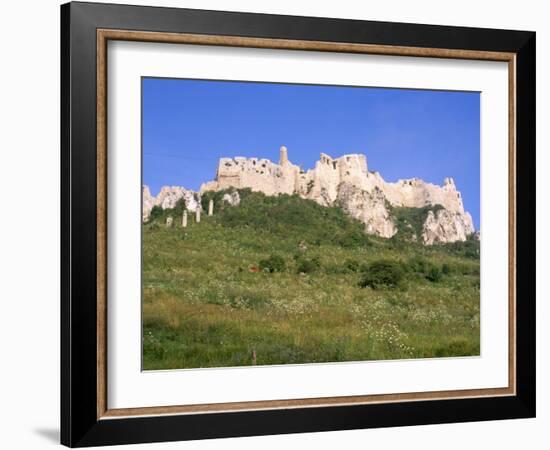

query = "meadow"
[{"left": 142, "top": 190, "right": 480, "bottom": 370}]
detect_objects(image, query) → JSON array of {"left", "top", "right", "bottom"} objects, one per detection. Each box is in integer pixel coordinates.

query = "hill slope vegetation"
[{"left": 143, "top": 189, "right": 480, "bottom": 369}]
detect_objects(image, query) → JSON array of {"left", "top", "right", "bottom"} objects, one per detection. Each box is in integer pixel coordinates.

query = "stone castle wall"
[
  {"left": 202, "top": 147, "right": 468, "bottom": 214},
  {"left": 200, "top": 146, "right": 475, "bottom": 242}
]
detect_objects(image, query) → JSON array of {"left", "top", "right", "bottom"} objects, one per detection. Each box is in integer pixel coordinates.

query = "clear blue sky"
[{"left": 142, "top": 78, "right": 480, "bottom": 229}]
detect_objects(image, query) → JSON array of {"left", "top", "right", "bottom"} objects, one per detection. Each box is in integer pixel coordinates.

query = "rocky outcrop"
[
  {"left": 222, "top": 190, "right": 241, "bottom": 206},
  {"left": 142, "top": 185, "right": 201, "bottom": 221},
  {"left": 142, "top": 185, "right": 156, "bottom": 222},
  {"left": 336, "top": 183, "right": 397, "bottom": 238},
  {"left": 156, "top": 186, "right": 201, "bottom": 211},
  {"left": 199, "top": 146, "right": 476, "bottom": 244},
  {"left": 421, "top": 209, "right": 475, "bottom": 245}
]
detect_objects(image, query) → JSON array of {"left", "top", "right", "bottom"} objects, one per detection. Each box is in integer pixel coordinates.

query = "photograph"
[
  {"left": 54, "top": 1, "right": 537, "bottom": 447},
  {"left": 141, "top": 78, "right": 481, "bottom": 370}
]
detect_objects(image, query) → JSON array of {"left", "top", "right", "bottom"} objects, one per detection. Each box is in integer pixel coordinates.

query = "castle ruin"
[
  {"left": 143, "top": 146, "right": 475, "bottom": 244},
  {"left": 200, "top": 146, "right": 474, "bottom": 241}
]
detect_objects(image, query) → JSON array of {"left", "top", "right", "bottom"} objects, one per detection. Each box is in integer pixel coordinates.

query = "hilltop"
[{"left": 143, "top": 147, "right": 477, "bottom": 245}]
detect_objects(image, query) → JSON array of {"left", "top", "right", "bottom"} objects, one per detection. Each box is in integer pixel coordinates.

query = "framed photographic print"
[{"left": 60, "top": 1, "right": 536, "bottom": 447}]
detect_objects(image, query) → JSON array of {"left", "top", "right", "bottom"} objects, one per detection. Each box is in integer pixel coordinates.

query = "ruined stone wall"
[
  {"left": 201, "top": 154, "right": 300, "bottom": 196},
  {"left": 202, "top": 148, "right": 466, "bottom": 214},
  {"left": 196, "top": 146, "right": 475, "bottom": 243},
  {"left": 381, "top": 177, "right": 465, "bottom": 213}
]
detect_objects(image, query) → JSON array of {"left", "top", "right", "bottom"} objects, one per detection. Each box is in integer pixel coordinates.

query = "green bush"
[
  {"left": 296, "top": 256, "right": 321, "bottom": 274},
  {"left": 358, "top": 260, "right": 406, "bottom": 290},
  {"left": 441, "top": 263, "right": 452, "bottom": 275},
  {"left": 426, "top": 265, "right": 442, "bottom": 282},
  {"left": 336, "top": 230, "right": 370, "bottom": 248},
  {"left": 217, "top": 191, "right": 369, "bottom": 248},
  {"left": 148, "top": 205, "right": 164, "bottom": 222},
  {"left": 440, "top": 237, "right": 480, "bottom": 259},
  {"left": 259, "top": 255, "right": 286, "bottom": 273},
  {"left": 407, "top": 255, "right": 429, "bottom": 274},
  {"left": 343, "top": 259, "right": 360, "bottom": 273},
  {"left": 453, "top": 262, "right": 479, "bottom": 276},
  {"left": 200, "top": 188, "right": 244, "bottom": 213},
  {"left": 148, "top": 199, "right": 187, "bottom": 223}
]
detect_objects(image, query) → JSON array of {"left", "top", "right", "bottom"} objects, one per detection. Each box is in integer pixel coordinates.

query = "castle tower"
[{"left": 279, "top": 146, "right": 288, "bottom": 165}]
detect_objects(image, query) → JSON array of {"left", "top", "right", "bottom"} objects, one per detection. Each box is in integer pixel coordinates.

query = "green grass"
[{"left": 142, "top": 190, "right": 480, "bottom": 370}]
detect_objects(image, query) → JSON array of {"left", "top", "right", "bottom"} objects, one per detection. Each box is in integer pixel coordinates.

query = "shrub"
[
  {"left": 200, "top": 188, "right": 244, "bottom": 213},
  {"left": 336, "top": 230, "right": 370, "bottom": 248},
  {"left": 343, "top": 259, "right": 360, "bottom": 273},
  {"left": 358, "top": 260, "right": 405, "bottom": 290},
  {"left": 440, "top": 238, "right": 480, "bottom": 259},
  {"left": 454, "top": 262, "right": 479, "bottom": 276},
  {"left": 258, "top": 255, "right": 286, "bottom": 273},
  {"left": 407, "top": 255, "right": 429, "bottom": 274},
  {"left": 148, "top": 199, "right": 187, "bottom": 223},
  {"left": 296, "top": 256, "right": 321, "bottom": 274},
  {"left": 148, "top": 205, "right": 164, "bottom": 222},
  {"left": 218, "top": 190, "right": 370, "bottom": 247},
  {"left": 426, "top": 265, "right": 442, "bottom": 282},
  {"left": 441, "top": 263, "right": 452, "bottom": 275}
]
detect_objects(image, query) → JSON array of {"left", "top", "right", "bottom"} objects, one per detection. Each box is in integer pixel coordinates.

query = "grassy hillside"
[{"left": 143, "top": 190, "right": 480, "bottom": 370}]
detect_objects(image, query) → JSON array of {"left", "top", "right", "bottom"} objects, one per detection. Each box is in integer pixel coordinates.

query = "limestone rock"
[
  {"left": 421, "top": 209, "right": 475, "bottom": 245},
  {"left": 142, "top": 185, "right": 156, "bottom": 222},
  {"left": 336, "top": 183, "right": 397, "bottom": 238},
  {"left": 142, "top": 185, "right": 201, "bottom": 221},
  {"left": 156, "top": 186, "right": 200, "bottom": 212},
  {"left": 222, "top": 190, "right": 241, "bottom": 206}
]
